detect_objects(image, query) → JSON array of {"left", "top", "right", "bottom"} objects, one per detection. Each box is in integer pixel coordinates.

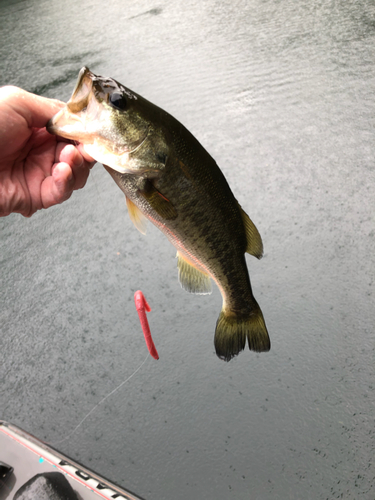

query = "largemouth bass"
[{"left": 47, "top": 67, "right": 270, "bottom": 361}]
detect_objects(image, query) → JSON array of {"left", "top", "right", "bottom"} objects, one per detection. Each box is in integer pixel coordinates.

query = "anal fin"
[{"left": 177, "top": 251, "right": 212, "bottom": 295}]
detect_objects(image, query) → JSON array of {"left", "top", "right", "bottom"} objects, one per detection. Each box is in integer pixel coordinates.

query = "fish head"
[{"left": 47, "top": 67, "right": 168, "bottom": 174}]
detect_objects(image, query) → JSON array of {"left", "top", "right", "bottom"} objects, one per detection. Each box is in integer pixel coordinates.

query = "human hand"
[{"left": 0, "top": 86, "right": 95, "bottom": 217}]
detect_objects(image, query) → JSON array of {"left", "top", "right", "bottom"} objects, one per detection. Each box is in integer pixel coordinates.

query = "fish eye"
[{"left": 109, "top": 92, "right": 127, "bottom": 110}]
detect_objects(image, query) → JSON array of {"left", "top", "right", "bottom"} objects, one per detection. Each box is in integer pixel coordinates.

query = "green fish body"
[{"left": 47, "top": 67, "right": 270, "bottom": 361}]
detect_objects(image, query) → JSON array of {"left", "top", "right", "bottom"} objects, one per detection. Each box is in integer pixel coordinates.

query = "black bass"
[{"left": 47, "top": 67, "right": 270, "bottom": 361}]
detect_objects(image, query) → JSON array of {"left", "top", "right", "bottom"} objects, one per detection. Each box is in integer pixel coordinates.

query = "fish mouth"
[
  {"left": 46, "top": 67, "right": 147, "bottom": 155},
  {"left": 47, "top": 67, "right": 93, "bottom": 138},
  {"left": 71, "top": 66, "right": 93, "bottom": 102}
]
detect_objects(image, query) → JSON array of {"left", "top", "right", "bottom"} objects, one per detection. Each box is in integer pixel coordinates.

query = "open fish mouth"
[
  {"left": 46, "top": 67, "right": 95, "bottom": 139},
  {"left": 46, "top": 67, "right": 148, "bottom": 158}
]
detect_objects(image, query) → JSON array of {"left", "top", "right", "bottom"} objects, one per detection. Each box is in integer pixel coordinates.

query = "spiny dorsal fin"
[
  {"left": 126, "top": 195, "right": 148, "bottom": 235},
  {"left": 238, "top": 204, "right": 263, "bottom": 259},
  {"left": 176, "top": 251, "right": 212, "bottom": 295},
  {"left": 140, "top": 182, "right": 177, "bottom": 220}
]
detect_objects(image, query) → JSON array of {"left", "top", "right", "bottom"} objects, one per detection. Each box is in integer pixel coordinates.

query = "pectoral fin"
[
  {"left": 238, "top": 204, "right": 263, "bottom": 259},
  {"left": 140, "top": 182, "right": 177, "bottom": 220},
  {"left": 126, "top": 196, "right": 148, "bottom": 235},
  {"left": 177, "top": 251, "right": 212, "bottom": 295}
]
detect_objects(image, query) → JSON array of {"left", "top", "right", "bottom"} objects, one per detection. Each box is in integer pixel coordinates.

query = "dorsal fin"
[
  {"left": 125, "top": 196, "right": 148, "bottom": 235},
  {"left": 176, "top": 251, "right": 212, "bottom": 295},
  {"left": 238, "top": 204, "right": 263, "bottom": 259}
]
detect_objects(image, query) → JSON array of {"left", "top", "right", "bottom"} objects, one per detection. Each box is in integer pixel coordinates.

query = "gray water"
[{"left": 1, "top": 0, "right": 374, "bottom": 498}]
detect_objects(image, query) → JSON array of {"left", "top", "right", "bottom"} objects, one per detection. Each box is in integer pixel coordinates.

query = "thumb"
[
  {"left": 0, "top": 86, "right": 65, "bottom": 129},
  {"left": 41, "top": 162, "right": 74, "bottom": 209}
]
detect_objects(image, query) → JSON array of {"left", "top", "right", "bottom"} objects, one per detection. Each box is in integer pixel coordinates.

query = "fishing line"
[
  {"left": 47, "top": 157, "right": 152, "bottom": 447},
  {"left": 49, "top": 353, "right": 149, "bottom": 446}
]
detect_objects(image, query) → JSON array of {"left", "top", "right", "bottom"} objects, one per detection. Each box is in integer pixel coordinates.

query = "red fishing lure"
[{"left": 134, "top": 291, "right": 159, "bottom": 360}]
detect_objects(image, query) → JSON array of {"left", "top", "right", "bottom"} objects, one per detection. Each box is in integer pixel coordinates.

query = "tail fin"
[{"left": 214, "top": 302, "right": 270, "bottom": 361}]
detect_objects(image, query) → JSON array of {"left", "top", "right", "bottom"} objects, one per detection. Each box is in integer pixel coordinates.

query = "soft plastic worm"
[{"left": 134, "top": 290, "right": 159, "bottom": 360}]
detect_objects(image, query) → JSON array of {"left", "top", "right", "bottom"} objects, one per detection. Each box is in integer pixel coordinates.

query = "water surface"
[{"left": 1, "top": 1, "right": 374, "bottom": 498}]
